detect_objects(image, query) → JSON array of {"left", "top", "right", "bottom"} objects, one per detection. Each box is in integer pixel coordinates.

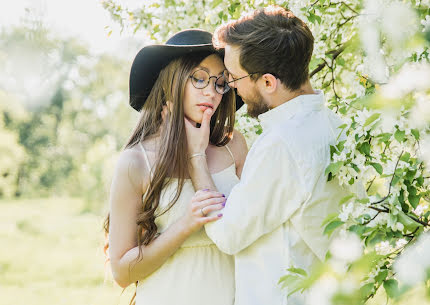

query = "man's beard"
[{"left": 244, "top": 89, "right": 270, "bottom": 118}]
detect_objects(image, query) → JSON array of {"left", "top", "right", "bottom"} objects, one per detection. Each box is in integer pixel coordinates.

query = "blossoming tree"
[{"left": 103, "top": 0, "right": 430, "bottom": 303}]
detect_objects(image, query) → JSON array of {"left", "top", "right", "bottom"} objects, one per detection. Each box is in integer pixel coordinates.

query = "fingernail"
[
  {"left": 222, "top": 194, "right": 225, "bottom": 197},
  {"left": 203, "top": 189, "right": 209, "bottom": 191},
  {"left": 222, "top": 203, "right": 226, "bottom": 207},
  {"left": 217, "top": 213, "right": 223, "bottom": 217}
]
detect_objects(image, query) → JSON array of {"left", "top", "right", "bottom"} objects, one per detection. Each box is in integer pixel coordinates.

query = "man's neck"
[{"left": 270, "top": 80, "right": 315, "bottom": 109}]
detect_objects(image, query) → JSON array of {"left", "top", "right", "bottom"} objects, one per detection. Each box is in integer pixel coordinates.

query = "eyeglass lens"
[{"left": 190, "top": 70, "right": 230, "bottom": 94}]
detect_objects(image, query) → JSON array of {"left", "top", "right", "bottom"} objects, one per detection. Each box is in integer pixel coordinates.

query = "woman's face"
[{"left": 183, "top": 54, "right": 227, "bottom": 124}]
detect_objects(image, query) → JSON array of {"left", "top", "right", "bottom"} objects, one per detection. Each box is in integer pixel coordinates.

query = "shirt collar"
[{"left": 258, "top": 89, "right": 325, "bottom": 131}]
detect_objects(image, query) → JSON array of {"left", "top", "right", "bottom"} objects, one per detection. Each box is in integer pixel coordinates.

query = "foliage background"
[{"left": 1, "top": 0, "right": 429, "bottom": 304}]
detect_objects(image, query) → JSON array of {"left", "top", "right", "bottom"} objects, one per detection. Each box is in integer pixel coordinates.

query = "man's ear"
[{"left": 260, "top": 73, "right": 278, "bottom": 93}]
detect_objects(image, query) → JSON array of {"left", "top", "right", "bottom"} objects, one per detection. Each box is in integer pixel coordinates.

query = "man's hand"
[{"left": 184, "top": 108, "right": 213, "bottom": 155}]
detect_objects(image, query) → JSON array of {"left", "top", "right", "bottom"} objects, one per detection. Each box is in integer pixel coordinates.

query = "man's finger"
[{"left": 193, "top": 190, "right": 224, "bottom": 201}]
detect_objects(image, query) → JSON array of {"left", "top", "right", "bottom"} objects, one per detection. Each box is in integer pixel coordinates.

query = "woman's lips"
[{"left": 197, "top": 103, "right": 214, "bottom": 111}]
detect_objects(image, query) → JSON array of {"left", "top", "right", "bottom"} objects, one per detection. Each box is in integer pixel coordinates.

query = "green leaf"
[
  {"left": 409, "top": 193, "right": 421, "bottom": 209},
  {"left": 339, "top": 194, "right": 355, "bottom": 205},
  {"left": 286, "top": 267, "right": 307, "bottom": 277},
  {"left": 321, "top": 213, "right": 340, "bottom": 227},
  {"left": 370, "top": 163, "right": 383, "bottom": 175},
  {"left": 359, "top": 142, "right": 371, "bottom": 156},
  {"left": 307, "top": 12, "right": 316, "bottom": 23},
  {"left": 211, "top": 0, "right": 223, "bottom": 8},
  {"left": 337, "top": 57, "right": 345, "bottom": 66},
  {"left": 411, "top": 129, "right": 420, "bottom": 140},
  {"left": 364, "top": 113, "right": 380, "bottom": 127},
  {"left": 394, "top": 129, "right": 406, "bottom": 142},
  {"left": 400, "top": 152, "right": 410, "bottom": 162},
  {"left": 365, "top": 230, "right": 385, "bottom": 246},
  {"left": 384, "top": 279, "right": 400, "bottom": 298},
  {"left": 323, "top": 220, "right": 344, "bottom": 237},
  {"left": 405, "top": 170, "right": 416, "bottom": 181},
  {"left": 351, "top": 163, "right": 360, "bottom": 173},
  {"left": 377, "top": 133, "right": 392, "bottom": 143},
  {"left": 417, "top": 176, "right": 424, "bottom": 186},
  {"left": 375, "top": 269, "right": 388, "bottom": 284},
  {"left": 398, "top": 210, "right": 420, "bottom": 232},
  {"left": 359, "top": 283, "right": 375, "bottom": 298},
  {"left": 325, "top": 161, "right": 343, "bottom": 176}
]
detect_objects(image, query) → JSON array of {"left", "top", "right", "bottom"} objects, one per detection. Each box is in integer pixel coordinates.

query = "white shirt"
[{"left": 205, "top": 90, "right": 352, "bottom": 305}]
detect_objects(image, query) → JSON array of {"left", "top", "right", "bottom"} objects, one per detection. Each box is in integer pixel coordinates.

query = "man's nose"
[{"left": 228, "top": 75, "right": 236, "bottom": 88}]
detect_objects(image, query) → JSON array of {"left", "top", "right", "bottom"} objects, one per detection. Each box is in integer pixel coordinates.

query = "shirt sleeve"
[{"left": 204, "top": 139, "right": 308, "bottom": 255}]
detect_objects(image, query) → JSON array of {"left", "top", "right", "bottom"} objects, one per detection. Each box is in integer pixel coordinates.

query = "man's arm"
[{"left": 201, "top": 141, "right": 308, "bottom": 255}]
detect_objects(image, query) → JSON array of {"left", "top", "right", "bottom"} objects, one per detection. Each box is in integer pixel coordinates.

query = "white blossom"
[
  {"left": 375, "top": 241, "right": 393, "bottom": 255},
  {"left": 395, "top": 232, "right": 430, "bottom": 285},
  {"left": 330, "top": 233, "right": 363, "bottom": 262}
]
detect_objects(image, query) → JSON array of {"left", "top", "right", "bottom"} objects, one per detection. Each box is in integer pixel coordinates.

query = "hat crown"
[{"left": 165, "top": 29, "right": 212, "bottom": 46}]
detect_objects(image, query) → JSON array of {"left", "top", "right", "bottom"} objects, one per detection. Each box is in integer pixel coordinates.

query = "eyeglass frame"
[
  {"left": 226, "top": 72, "right": 259, "bottom": 85},
  {"left": 226, "top": 72, "right": 278, "bottom": 85},
  {"left": 188, "top": 69, "right": 231, "bottom": 95}
]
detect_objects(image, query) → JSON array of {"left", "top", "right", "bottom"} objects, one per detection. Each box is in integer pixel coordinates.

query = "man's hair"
[{"left": 214, "top": 6, "right": 314, "bottom": 91}]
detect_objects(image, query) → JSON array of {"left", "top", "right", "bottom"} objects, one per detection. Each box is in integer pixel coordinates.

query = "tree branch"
[
  {"left": 370, "top": 151, "right": 403, "bottom": 205},
  {"left": 310, "top": 42, "right": 349, "bottom": 78}
]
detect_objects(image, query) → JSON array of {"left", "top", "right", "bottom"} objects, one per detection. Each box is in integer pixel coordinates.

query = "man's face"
[{"left": 224, "top": 45, "right": 269, "bottom": 118}]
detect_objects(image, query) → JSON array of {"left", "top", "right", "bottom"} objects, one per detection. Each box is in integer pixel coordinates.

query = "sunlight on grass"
[{"left": 0, "top": 197, "right": 135, "bottom": 305}]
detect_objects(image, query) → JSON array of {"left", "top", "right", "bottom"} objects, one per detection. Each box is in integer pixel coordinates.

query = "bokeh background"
[
  {"left": 0, "top": 1, "right": 141, "bottom": 304},
  {"left": 1, "top": 1, "right": 430, "bottom": 305}
]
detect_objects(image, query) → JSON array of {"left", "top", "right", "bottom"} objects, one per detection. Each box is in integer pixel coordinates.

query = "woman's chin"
[{"left": 185, "top": 114, "right": 202, "bottom": 126}]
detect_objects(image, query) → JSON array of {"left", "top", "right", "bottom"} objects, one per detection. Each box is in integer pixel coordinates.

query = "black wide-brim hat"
[{"left": 129, "top": 29, "right": 243, "bottom": 112}]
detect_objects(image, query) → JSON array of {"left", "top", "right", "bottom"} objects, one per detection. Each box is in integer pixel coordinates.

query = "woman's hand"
[
  {"left": 179, "top": 189, "right": 226, "bottom": 235},
  {"left": 184, "top": 108, "right": 213, "bottom": 155}
]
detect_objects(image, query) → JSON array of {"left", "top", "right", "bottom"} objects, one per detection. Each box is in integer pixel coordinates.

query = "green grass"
[{"left": 0, "top": 197, "right": 134, "bottom": 305}]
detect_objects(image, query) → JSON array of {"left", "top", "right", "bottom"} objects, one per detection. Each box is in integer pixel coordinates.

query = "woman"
[{"left": 105, "top": 29, "right": 248, "bottom": 305}]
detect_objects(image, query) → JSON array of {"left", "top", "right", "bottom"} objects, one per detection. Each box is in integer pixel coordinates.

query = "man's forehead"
[{"left": 224, "top": 44, "right": 243, "bottom": 74}]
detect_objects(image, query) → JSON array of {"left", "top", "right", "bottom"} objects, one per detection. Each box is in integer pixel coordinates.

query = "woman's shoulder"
[{"left": 114, "top": 144, "right": 151, "bottom": 192}]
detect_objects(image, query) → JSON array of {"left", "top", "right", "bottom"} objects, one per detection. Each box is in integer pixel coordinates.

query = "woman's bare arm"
[{"left": 108, "top": 149, "right": 225, "bottom": 288}]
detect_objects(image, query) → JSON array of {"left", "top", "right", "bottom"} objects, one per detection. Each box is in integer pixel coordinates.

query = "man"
[{"left": 185, "top": 6, "right": 350, "bottom": 305}]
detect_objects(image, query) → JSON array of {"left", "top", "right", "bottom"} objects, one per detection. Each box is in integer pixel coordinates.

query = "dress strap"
[
  {"left": 225, "top": 144, "right": 235, "bottom": 167},
  {"left": 139, "top": 142, "right": 153, "bottom": 178}
]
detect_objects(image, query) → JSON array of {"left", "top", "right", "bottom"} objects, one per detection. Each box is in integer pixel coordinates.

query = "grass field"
[{"left": 0, "top": 197, "right": 134, "bottom": 305}]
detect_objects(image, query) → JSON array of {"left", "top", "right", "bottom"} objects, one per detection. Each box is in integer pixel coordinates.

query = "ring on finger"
[{"left": 200, "top": 207, "right": 206, "bottom": 217}]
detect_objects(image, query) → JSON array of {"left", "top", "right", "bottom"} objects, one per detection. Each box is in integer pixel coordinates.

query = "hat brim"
[{"left": 129, "top": 44, "right": 243, "bottom": 111}]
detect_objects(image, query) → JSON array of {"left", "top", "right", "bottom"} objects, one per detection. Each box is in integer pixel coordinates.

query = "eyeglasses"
[
  {"left": 226, "top": 72, "right": 259, "bottom": 85},
  {"left": 189, "top": 69, "right": 231, "bottom": 95}
]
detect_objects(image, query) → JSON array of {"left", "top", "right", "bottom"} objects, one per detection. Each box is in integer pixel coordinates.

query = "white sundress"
[{"left": 135, "top": 143, "right": 239, "bottom": 305}]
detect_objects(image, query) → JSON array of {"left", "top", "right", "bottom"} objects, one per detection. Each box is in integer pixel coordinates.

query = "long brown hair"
[{"left": 104, "top": 51, "right": 235, "bottom": 273}]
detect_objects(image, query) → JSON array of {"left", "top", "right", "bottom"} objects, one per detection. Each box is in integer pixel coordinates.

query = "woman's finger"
[
  {"left": 201, "top": 213, "right": 223, "bottom": 224},
  {"left": 200, "top": 108, "right": 213, "bottom": 136},
  {"left": 199, "top": 203, "right": 224, "bottom": 216}
]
